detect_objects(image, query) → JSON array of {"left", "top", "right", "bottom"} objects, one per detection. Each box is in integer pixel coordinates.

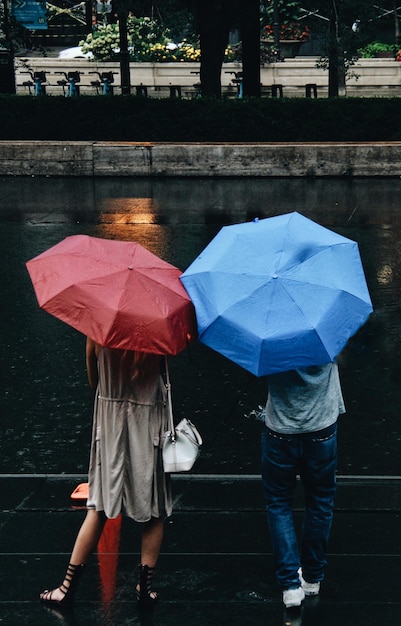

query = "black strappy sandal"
[
  {"left": 40, "top": 563, "right": 85, "bottom": 606},
  {"left": 136, "top": 564, "right": 158, "bottom": 607}
]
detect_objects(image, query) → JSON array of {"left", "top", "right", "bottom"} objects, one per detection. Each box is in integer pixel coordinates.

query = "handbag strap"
[{"left": 164, "top": 355, "right": 175, "bottom": 436}]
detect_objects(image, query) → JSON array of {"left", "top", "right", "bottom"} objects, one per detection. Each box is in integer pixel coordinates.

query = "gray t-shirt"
[{"left": 264, "top": 363, "right": 345, "bottom": 434}]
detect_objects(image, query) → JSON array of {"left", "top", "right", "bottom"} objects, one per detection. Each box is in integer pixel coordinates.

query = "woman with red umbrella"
[
  {"left": 27, "top": 236, "right": 197, "bottom": 608},
  {"left": 40, "top": 337, "right": 172, "bottom": 608}
]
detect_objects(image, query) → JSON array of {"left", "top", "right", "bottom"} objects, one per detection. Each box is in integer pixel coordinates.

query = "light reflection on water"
[
  {"left": 4, "top": 176, "right": 401, "bottom": 224},
  {"left": 1, "top": 176, "right": 401, "bottom": 476}
]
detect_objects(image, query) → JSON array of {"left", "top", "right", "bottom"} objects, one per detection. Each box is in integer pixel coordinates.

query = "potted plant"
[
  {"left": 262, "top": 22, "right": 310, "bottom": 58},
  {"left": 260, "top": 0, "right": 309, "bottom": 59},
  {"left": 358, "top": 42, "right": 396, "bottom": 59}
]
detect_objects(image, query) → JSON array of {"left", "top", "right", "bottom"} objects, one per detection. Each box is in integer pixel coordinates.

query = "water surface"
[{"left": 1, "top": 176, "right": 401, "bottom": 475}]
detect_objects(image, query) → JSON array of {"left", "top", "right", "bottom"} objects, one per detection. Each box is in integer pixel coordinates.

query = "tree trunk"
[
  {"left": 240, "top": 0, "right": 260, "bottom": 97},
  {"left": 394, "top": 0, "right": 401, "bottom": 46},
  {"left": 0, "top": 0, "right": 16, "bottom": 94},
  {"left": 328, "top": 3, "right": 339, "bottom": 98},
  {"left": 273, "top": 0, "right": 280, "bottom": 58},
  {"left": 118, "top": 10, "right": 131, "bottom": 95},
  {"left": 195, "top": 0, "right": 231, "bottom": 97}
]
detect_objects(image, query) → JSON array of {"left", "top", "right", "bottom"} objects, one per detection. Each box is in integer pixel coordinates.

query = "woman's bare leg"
[
  {"left": 40, "top": 509, "right": 107, "bottom": 603},
  {"left": 141, "top": 517, "right": 164, "bottom": 567},
  {"left": 70, "top": 509, "right": 107, "bottom": 564},
  {"left": 136, "top": 517, "right": 164, "bottom": 602}
]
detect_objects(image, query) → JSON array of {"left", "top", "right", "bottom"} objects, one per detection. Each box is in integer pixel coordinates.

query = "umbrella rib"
[
  {"left": 130, "top": 269, "right": 189, "bottom": 306},
  {"left": 277, "top": 241, "right": 347, "bottom": 278},
  {"left": 278, "top": 280, "right": 344, "bottom": 361},
  {"left": 103, "top": 268, "right": 189, "bottom": 342}
]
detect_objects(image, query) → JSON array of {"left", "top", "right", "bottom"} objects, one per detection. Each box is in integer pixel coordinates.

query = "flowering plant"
[
  {"left": 145, "top": 41, "right": 233, "bottom": 63},
  {"left": 81, "top": 16, "right": 171, "bottom": 61},
  {"left": 264, "top": 22, "right": 309, "bottom": 42},
  {"left": 80, "top": 16, "right": 232, "bottom": 62},
  {"left": 81, "top": 24, "right": 120, "bottom": 61},
  {"left": 140, "top": 41, "right": 199, "bottom": 62}
]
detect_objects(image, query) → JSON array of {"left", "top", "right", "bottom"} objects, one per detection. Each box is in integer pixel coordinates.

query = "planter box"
[
  {"left": 279, "top": 40, "right": 302, "bottom": 58},
  {"left": 261, "top": 39, "right": 303, "bottom": 59},
  {"left": 374, "top": 52, "right": 395, "bottom": 59}
]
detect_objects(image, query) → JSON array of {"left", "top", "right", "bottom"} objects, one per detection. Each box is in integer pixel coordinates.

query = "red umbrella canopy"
[{"left": 26, "top": 235, "right": 197, "bottom": 355}]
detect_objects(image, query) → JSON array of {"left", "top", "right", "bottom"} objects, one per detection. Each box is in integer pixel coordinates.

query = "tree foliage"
[
  {"left": 0, "top": 0, "right": 28, "bottom": 53},
  {"left": 300, "top": 0, "right": 400, "bottom": 51},
  {"left": 2, "top": 0, "right": 401, "bottom": 98},
  {"left": 129, "top": 0, "right": 194, "bottom": 41},
  {"left": 272, "top": 1, "right": 401, "bottom": 97}
]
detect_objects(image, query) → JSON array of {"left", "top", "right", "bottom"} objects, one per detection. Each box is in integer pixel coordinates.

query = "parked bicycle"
[
  {"left": 55, "top": 71, "right": 83, "bottom": 97},
  {"left": 89, "top": 71, "right": 117, "bottom": 95},
  {"left": 21, "top": 70, "right": 47, "bottom": 96},
  {"left": 190, "top": 70, "right": 201, "bottom": 98},
  {"left": 225, "top": 71, "right": 243, "bottom": 98}
]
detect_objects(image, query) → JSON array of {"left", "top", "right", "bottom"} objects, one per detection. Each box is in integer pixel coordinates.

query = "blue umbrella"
[{"left": 180, "top": 212, "right": 373, "bottom": 376}]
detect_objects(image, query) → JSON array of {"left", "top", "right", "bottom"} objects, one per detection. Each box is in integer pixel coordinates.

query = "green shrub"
[
  {"left": 358, "top": 42, "right": 396, "bottom": 58},
  {"left": 2, "top": 96, "right": 401, "bottom": 142}
]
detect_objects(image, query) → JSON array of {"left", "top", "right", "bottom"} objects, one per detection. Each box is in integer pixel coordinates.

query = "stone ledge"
[
  {"left": 1, "top": 140, "right": 401, "bottom": 177},
  {"left": 0, "top": 141, "right": 94, "bottom": 176}
]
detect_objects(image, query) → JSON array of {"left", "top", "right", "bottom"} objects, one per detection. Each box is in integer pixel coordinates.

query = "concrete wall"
[
  {"left": 15, "top": 57, "right": 401, "bottom": 98},
  {"left": 2, "top": 141, "right": 401, "bottom": 177}
]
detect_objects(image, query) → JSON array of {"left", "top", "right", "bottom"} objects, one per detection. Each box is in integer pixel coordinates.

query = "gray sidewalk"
[{"left": 1, "top": 474, "right": 400, "bottom": 625}]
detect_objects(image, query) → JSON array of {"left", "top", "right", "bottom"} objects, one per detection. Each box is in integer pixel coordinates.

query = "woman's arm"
[{"left": 86, "top": 337, "right": 99, "bottom": 390}]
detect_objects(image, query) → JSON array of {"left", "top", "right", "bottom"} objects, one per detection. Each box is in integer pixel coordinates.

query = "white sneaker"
[
  {"left": 282, "top": 587, "right": 305, "bottom": 608},
  {"left": 298, "top": 568, "right": 320, "bottom": 596}
]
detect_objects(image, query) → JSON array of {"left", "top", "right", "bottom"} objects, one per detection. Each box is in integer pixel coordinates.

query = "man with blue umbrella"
[
  {"left": 181, "top": 212, "right": 373, "bottom": 608},
  {"left": 261, "top": 362, "right": 345, "bottom": 607}
]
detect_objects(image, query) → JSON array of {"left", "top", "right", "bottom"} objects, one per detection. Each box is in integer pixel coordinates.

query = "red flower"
[{"left": 265, "top": 22, "right": 310, "bottom": 42}]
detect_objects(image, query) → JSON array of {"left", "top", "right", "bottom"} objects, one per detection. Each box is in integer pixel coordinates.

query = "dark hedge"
[{"left": 1, "top": 95, "right": 401, "bottom": 142}]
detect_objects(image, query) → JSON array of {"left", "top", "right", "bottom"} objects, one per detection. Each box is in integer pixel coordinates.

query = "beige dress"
[{"left": 86, "top": 347, "right": 172, "bottom": 522}]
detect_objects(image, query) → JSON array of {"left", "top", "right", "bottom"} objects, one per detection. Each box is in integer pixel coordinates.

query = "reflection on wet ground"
[
  {"left": 3, "top": 473, "right": 401, "bottom": 626},
  {"left": 1, "top": 176, "right": 401, "bottom": 476}
]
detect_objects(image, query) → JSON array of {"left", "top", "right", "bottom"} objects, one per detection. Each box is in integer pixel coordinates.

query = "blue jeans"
[{"left": 261, "top": 423, "right": 337, "bottom": 590}]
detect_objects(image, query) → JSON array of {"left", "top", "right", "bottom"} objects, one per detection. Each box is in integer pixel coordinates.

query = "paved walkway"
[{"left": 1, "top": 474, "right": 400, "bottom": 625}]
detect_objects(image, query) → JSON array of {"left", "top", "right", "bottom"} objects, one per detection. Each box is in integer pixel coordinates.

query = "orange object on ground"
[{"left": 70, "top": 482, "right": 89, "bottom": 501}]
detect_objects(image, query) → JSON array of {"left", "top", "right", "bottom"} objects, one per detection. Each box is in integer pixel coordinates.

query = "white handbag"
[{"left": 162, "top": 357, "right": 202, "bottom": 473}]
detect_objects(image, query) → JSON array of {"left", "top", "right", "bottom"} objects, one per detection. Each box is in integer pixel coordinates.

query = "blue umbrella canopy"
[{"left": 181, "top": 212, "right": 373, "bottom": 376}]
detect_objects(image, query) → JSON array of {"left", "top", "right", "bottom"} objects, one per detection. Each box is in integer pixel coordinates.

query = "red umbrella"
[{"left": 26, "top": 235, "right": 197, "bottom": 355}]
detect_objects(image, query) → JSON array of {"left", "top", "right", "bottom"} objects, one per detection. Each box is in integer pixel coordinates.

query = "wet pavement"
[
  {"left": 2, "top": 474, "right": 401, "bottom": 625},
  {"left": 2, "top": 175, "right": 401, "bottom": 624}
]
